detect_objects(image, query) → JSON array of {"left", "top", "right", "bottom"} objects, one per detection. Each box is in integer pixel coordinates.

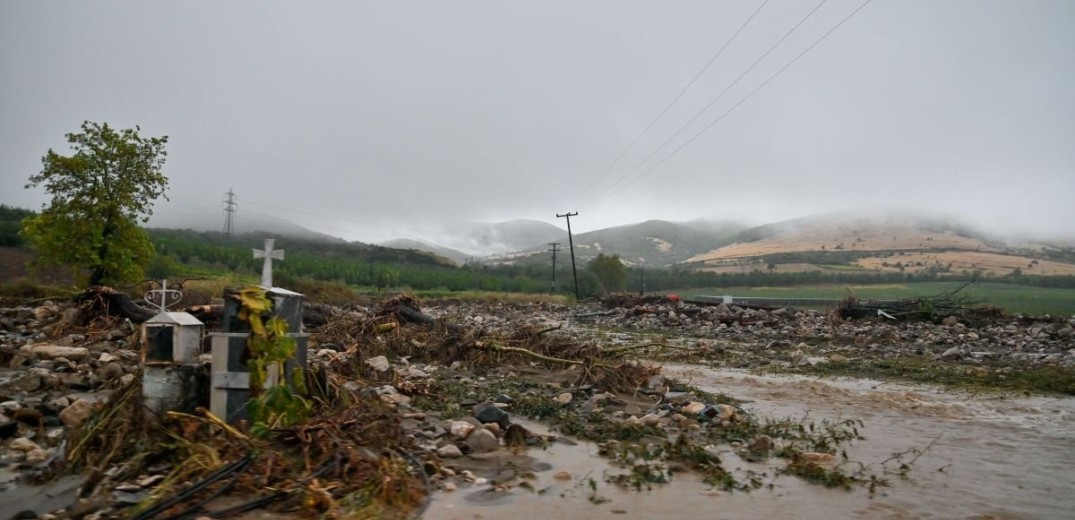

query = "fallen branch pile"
[{"left": 833, "top": 281, "right": 998, "bottom": 323}]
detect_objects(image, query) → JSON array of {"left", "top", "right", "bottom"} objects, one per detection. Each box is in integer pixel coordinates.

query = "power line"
[
  {"left": 570, "top": 0, "right": 772, "bottom": 206},
  {"left": 586, "top": 0, "right": 831, "bottom": 208},
  {"left": 604, "top": 0, "right": 876, "bottom": 197}
]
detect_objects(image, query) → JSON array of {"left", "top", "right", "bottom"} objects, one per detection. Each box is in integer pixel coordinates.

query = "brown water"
[{"left": 426, "top": 366, "right": 1075, "bottom": 520}]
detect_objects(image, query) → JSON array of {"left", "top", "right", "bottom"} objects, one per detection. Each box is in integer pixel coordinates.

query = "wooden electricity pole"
[
  {"left": 548, "top": 242, "right": 561, "bottom": 293},
  {"left": 556, "top": 212, "right": 580, "bottom": 301}
]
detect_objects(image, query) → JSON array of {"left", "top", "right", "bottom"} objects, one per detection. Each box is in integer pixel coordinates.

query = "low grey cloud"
[{"left": 2, "top": 0, "right": 1072, "bottom": 243}]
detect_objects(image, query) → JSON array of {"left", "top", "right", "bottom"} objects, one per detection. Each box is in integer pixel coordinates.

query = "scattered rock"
[
  {"left": 465, "top": 428, "right": 499, "bottom": 453},
  {"left": 663, "top": 391, "right": 690, "bottom": 403},
  {"left": 97, "top": 362, "right": 125, "bottom": 381},
  {"left": 449, "top": 420, "right": 476, "bottom": 439},
  {"left": 22, "top": 344, "right": 90, "bottom": 361},
  {"left": 682, "top": 402, "right": 706, "bottom": 415},
  {"left": 8, "top": 374, "right": 42, "bottom": 393},
  {"left": 640, "top": 413, "right": 662, "bottom": 426},
  {"left": 25, "top": 447, "right": 50, "bottom": 465},
  {"left": 473, "top": 402, "right": 511, "bottom": 430},
  {"left": 437, "top": 444, "right": 463, "bottom": 458},
  {"left": 554, "top": 470, "right": 572, "bottom": 480},
  {"left": 59, "top": 398, "right": 96, "bottom": 428},
  {"left": 9, "top": 437, "right": 40, "bottom": 452},
  {"left": 554, "top": 392, "right": 573, "bottom": 404}
]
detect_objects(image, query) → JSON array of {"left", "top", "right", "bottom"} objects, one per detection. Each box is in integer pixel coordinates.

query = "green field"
[{"left": 677, "top": 282, "right": 1075, "bottom": 317}]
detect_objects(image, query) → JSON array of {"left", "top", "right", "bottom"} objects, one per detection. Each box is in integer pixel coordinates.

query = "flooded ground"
[{"left": 427, "top": 365, "right": 1075, "bottom": 520}]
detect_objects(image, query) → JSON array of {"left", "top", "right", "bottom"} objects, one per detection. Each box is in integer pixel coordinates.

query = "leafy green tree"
[
  {"left": 587, "top": 253, "right": 627, "bottom": 296},
  {"left": 21, "top": 121, "right": 169, "bottom": 286}
]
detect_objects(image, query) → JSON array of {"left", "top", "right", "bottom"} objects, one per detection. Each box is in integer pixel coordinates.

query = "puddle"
[{"left": 426, "top": 366, "right": 1075, "bottom": 519}]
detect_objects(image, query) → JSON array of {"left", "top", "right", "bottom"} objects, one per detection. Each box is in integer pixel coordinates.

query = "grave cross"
[
  {"left": 253, "top": 238, "right": 285, "bottom": 288},
  {"left": 144, "top": 279, "right": 183, "bottom": 312}
]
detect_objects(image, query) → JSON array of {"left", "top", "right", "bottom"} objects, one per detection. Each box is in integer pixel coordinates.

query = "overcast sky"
[{"left": 2, "top": 0, "right": 1072, "bottom": 244}]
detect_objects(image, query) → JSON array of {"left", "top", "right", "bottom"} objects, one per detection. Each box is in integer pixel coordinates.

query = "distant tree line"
[
  {"left": 0, "top": 205, "right": 35, "bottom": 247},
  {"left": 5, "top": 219, "right": 1075, "bottom": 294}
]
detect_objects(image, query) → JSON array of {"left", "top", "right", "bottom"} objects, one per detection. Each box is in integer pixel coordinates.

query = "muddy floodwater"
[{"left": 427, "top": 365, "right": 1075, "bottom": 520}]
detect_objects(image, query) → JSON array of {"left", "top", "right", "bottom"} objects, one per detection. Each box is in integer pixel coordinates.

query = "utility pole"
[
  {"left": 640, "top": 267, "right": 645, "bottom": 295},
  {"left": 556, "top": 212, "right": 580, "bottom": 301},
  {"left": 222, "top": 189, "right": 237, "bottom": 240},
  {"left": 548, "top": 242, "right": 561, "bottom": 293}
]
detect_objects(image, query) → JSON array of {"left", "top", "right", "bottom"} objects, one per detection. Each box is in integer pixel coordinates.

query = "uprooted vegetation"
[{"left": 0, "top": 291, "right": 947, "bottom": 518}]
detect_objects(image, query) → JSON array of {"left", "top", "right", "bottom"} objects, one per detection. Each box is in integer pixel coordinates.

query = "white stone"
[
  {"left": 437, "top": 444, "right": 463, "bottom": 458},
  {"left": 682, "top": 402, "right": 706, "bottom": 415},
  {"left": 449, "top": 421, "right": 476, "bottom": 439},
  {"left": 554, "top": 392, "right": 573, "bottom": 404},
  {"left": 22, "top": 344, "right": 90, "bottom": 360}
]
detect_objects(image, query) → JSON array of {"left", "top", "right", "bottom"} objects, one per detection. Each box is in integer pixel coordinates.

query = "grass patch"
[
  {"left": 416, "top": 290, "right": 570, "bottom": 304},
  {"left": 678, "top": 282, "right": 1075, "bottom": 316}
]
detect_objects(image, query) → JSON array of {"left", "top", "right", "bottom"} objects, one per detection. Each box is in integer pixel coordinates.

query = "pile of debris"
[{"left": 4, "top": 284, "right": 1073, "bottom": 518}]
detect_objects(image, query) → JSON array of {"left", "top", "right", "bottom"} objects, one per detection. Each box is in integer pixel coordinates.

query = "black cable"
[
  {"left": 589, "top": 0, "right": 831, "bottom": 208},
  {"left": 204, "top": 456, "right": 340, "bottom": 518},
  {"left": 598, "top": 0, "right": 876, "bottom": 203},
  {"left": 130, "top": 455, "right": 254, "bottom": 520},
  {"left": 571, "top": 0, "right": 772, "bottom": 206},
  {"left": 157, "top": 474, "right": 239, "bottom": 520},
  {"left": 619, "top": 0, "right": 877, "bottom": 192}
]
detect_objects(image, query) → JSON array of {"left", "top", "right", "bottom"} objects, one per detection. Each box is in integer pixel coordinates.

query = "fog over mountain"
[{"left": 2, "top": 1, "right": 1072, "bottom": 242}]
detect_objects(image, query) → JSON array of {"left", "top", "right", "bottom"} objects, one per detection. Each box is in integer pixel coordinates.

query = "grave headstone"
[
  {"left": 209, "top": 240, "right": 309, "bottom": 423},
  {"left": 141, "top": 280, "right": 206, "bottom": 417}
]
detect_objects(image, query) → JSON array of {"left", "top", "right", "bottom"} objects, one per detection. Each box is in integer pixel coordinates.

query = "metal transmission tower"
[
  {"left": 548, "top": 242, "right": 561, "bottom": 293},
  {"left": 223, "top": 189, "right": 237, "bottom": 240},
  {"left": 556, "top": 212, "right": 580, "bottom": 301}
]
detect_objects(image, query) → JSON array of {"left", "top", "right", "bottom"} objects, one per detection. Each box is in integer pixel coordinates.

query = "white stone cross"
[{"left": 253, "top": 238, "right": 284, "bottom": 288}]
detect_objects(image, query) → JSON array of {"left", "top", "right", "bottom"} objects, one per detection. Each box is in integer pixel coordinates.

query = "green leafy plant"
[{"left": 236, "top": 286, "right": 310, "bottom": 434}]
